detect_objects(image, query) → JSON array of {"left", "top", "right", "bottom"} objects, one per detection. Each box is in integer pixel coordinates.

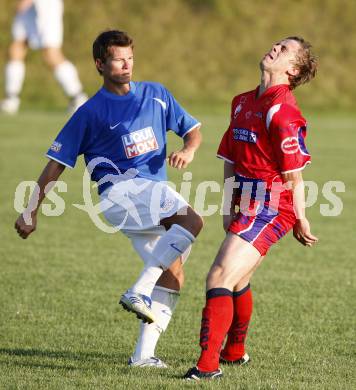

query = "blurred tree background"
[{"left": 0, "top": 0, "right": 355, "bottom": 112}]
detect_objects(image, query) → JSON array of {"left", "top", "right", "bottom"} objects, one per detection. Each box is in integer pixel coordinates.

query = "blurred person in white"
[{"left": 1, "top": 0, "right": 87, "bottom": 114}]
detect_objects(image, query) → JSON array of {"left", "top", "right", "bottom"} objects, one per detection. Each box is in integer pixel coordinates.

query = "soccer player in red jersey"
[{"left": 184, "top": 37, "right": 318, "bottom": 380}]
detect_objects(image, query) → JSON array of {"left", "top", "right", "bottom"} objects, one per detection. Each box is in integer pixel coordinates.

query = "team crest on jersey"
[
  {"left": 281, "top": 136, "right": 299, "bottom": 154},
  {"left": 245, "top": 111, "right": 252, "bottom": 120},
  {"left": 233, "top": 128, "right": 258, "bottom": 143},
  {"left": 122, "top": 127, "right": 158, "bottom": 159},
  {"left": 50, "top": 141, "right": 62, "bottom": 153}
]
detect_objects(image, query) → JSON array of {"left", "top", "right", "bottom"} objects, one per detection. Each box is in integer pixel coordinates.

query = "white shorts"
[
  {"left": 100, "top": 178, "right": 189, "bottom": 236},
  {"left": 100, "top": 178, "right": 191, "bottom": 265},
  {"left": 12, "top": 0, "right": 63, "bottom": 49}
]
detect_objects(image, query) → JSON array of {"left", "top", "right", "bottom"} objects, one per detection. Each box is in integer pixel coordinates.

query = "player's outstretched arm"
[
  {"left": 282, "top": 170, "right": 318, "bottom": 247},
  {"left": 168, "top": 125, "right": 202, "bottom": 169},
  {"left": 15, "top": 160, "right": 66, "bottom": 239}
]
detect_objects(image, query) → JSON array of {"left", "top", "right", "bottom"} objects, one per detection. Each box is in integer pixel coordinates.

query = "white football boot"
[
  {"left": 128, "top": 356, "right": 167, "bottom": 368},
  {"left": 119, "top": 291, "right": 156, "bottom": 324},
  {"left": 0, "top": 96, "right": 20, "bottom": 114}
]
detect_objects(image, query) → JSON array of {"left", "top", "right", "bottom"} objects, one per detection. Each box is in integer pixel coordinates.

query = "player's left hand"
[
  {"left": 167, "top": 148, "right": 195, "bottom": 169},
  {"left": 15, "top": 212, "right": 37, "bottom": 239},
  {"left": 293, "top": 218, "right": 318, "bottom": 247}
]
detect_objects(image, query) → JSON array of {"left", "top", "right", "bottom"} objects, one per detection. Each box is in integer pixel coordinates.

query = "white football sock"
[
  {"left": 132, "top": 286, "right": 179, "bottom": 361},
  {"left": 5, "top": 60, "right": 25, "bottom": 97},
  {"left": 130, "top": 265, "right": 163, "bottom": 297},
  {"left": 130, "top": 224, "right": 195, "bottom": 297},
  {"left": 54, "top": 60, "right": 83, "bottom": 97}
]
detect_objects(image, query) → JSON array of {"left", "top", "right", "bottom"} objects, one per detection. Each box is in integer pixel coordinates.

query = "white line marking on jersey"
[
  {"left": 266, "top": 104, "right": 281, "bottom": 131},
  {"left": 153, "top": 98, "right": 167, "bottom": 110}
]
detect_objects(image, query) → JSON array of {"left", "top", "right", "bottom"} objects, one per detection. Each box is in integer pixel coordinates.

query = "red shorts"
[{"left": 229, "top": 193, "right": 296, "bottom": 256}]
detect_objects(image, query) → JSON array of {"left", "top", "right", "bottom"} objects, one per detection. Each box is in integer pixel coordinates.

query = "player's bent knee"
[
  {"left": 206, "top": 264, "right": 239, "bottom": 290},
  {"left": 9, "top": 41, "right": 27, "bottom": 60},
  {"left": 183, "top": 208, "right": 203, "bottom": 237},
  {"left": 206, "top": 264, "right": 224, "bottom": 284},
  {"left": 192, "top": 213, "right": 204, "bottom": 236},
  {"left": 235, "top": 278, "right": 250, "bottom": 292},
  {"left": 42, "top": 48, "right": 65, "bottom": 68},
  {"left": 161, "top": 207, "right": 203, "bottom": 237}
]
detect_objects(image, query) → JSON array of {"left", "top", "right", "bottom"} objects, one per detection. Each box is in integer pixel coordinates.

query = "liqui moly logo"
[{"left": 122, "top": 127, "right": 159, "bottom": 159}]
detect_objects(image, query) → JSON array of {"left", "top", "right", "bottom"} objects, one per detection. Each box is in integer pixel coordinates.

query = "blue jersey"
[{"left": 46, "top": 81, "right": 200, "bottom": 193}]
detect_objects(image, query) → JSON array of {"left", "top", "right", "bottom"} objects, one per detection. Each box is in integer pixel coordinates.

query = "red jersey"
[
  {"left": 217, "top": 84, "right": 312, "bottom": 256},
  {"left": 217, "top": 84, "right": 311, "bottom": 186}
]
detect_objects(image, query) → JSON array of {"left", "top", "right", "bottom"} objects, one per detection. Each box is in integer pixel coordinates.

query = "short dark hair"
[
  {"left": 92, "top": 30, "right": 134, "bottom": 74},
  {"left": 286, "top": 36, "right": 318, "bottom": 89}
]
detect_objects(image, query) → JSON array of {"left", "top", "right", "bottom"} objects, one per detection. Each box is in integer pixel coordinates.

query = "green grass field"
[{"left": 0, "top": 110, "right": 355, "bottom": 389}]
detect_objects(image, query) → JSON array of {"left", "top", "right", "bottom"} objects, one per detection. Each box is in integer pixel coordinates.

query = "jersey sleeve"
[
  {"left": 268, "top": 104, "right": 311, "bottom": 173},
  {"left": 216, "top": 96, "right": 239, "bottom": 164},
  {"left": 217, "top": 127, "right": 234, "bottom": 164},
  {"left": 164, "top": 88, "right": 201, "bottom": 137},
  {"left": 46, "top": 106, "right": 91, "bottom": 168}
]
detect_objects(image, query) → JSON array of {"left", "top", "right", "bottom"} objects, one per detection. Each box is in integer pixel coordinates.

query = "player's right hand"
[
  {"left": 167, "top": 148, "right": 195, "bottom": 170},
  {"left": 15, "top": 213, "right": 37, "bottom": 239}
]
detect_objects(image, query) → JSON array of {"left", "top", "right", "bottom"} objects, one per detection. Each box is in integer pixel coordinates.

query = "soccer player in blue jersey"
[{"left": 15, "top": 30, "right": 203, "bottom": 368}]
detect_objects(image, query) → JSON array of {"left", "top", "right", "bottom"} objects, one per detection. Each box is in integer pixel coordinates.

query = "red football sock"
[
  {"left": 196, "top": 288, "right": 233, "bottom": 372},
  {"left": 221, "top": 284, "right": 253, "bottom": 361}
]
